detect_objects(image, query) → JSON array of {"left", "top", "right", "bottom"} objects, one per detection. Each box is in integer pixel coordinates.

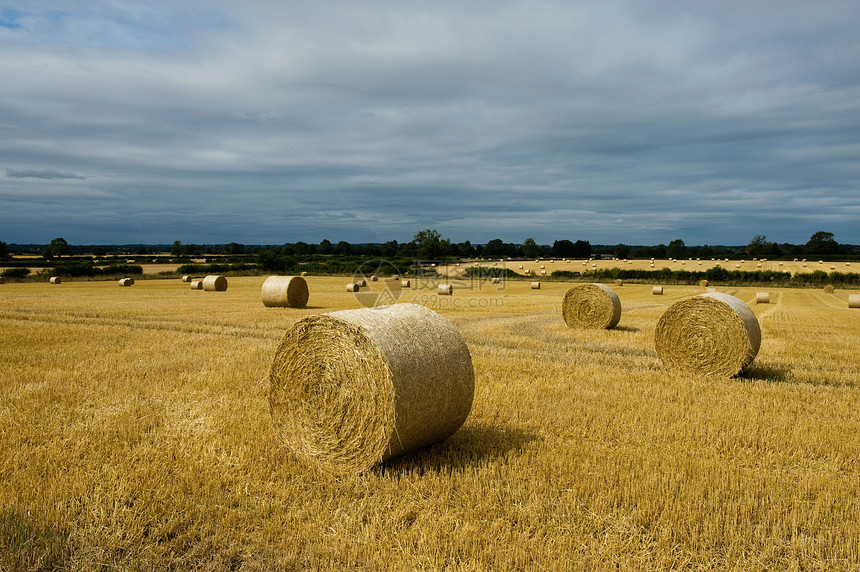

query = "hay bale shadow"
[
  {"left": 742, "top": 362, "right": 793, "bottom": 383},
  {"left": 375, "top": 422, "right": 538, "bottom": 476}
]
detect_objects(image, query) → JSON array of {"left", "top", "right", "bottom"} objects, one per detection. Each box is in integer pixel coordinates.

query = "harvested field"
[{"left": 2, "top": 277, "right": 860, "bottom": 570}]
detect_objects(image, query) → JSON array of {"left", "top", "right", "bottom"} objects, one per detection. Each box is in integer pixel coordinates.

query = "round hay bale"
[
  {"left": 491, "top": 277, "right": 501, "bottom": 284},
  {"left": 401, "top": 280, "right": 410, "bottom": 288},
  {"left": 541, "top": 270, "right": 547, "bottom": 275},
  {"left": 268, "top": 303, "right": 474, "bottom": 474},
  {"left": 356, "top": 279, "right": 367, "bottom": 288},
  {"left": 540, "top": 265, "right": 545, "bottom": 269},
  {"left": 755, "top": 292, "right": 770, "bottom": 304},
  {"left": 118, "top": 278, "right": 134, "bottom": 287},
  {"left": 371, "top": 275, "right": 378, "bottom": 282},
  {"left": 202, "top": 275, "right": 227, "bottom": 291},
  {"left": 614, "top": 279, "right": 623, "bottom": 286},
  {"left": 699, "top": 280, "right": 709, "bottom": 287},
  {"left": 652, "top": 286, "right": 663, "bottom": 295},
  {"left": 301, "top": 271, "right": 308, "bottom": 277},
  {"left": 392, "top": 274, "right": 400, "bottom": 280},
  {"left": 531, "top": 282, "right": 541, "bottom": 290},
  {"left": 655, "top": 292, "right": 761, "bottom": 377},
  {"left": 49, "top": 276, "right": 61, "bottom": 284},
  {"left": 346, "top": 283, "right": 360, "bottom": 292},
  {"left": 823, "top": 284, "right": 834, "bottom": 294},
  {"left": 181, "top": 275, "right": 192, "bottom": 282},
  {"left": 190, "top": 280, "right": 203, "bottom": 290},
  {"left": 561, "top": 283, "right": 621, "bottom": 329},
  {"left": 848, "top": 295, "right": 860, "bottom": 309},
  {"left": 262, "top": 276, "right": 309, "bottom": 308},
  {"left": 438, "top": 284, "right": 453, "bottom": 296}
]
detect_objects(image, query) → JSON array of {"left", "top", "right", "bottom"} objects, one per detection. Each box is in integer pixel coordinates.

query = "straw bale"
[
  {"left": 356, "top": 279, "right": 368, "bottom": 288},
  {"left": 262, "top": 276, "right": 309, "bottom": 308},
  {"left": 118, "top": 278, "right": 134, "bottom": 287},
  {"left": 562, "top": 283, "right": 620, "bottom": 329},
  {"left": 268, "top": 303, "right": 474, "bottom": 474},
  {"left": 531, "top": 282, "right": 541, "bottom": 289},
  {"left": 755, "top": 292, "right": 770, "bottom": 304},
  {"left": 181, "top": 275, "right": 192, "bottom": 282},
  {"left": 823, "top": 284, "right": 834, "bottom": 294},
  {"left": 371, "top": 275, "right": 378, "bottom": 282},
  {"left": 655, "top": 292, "right": 761, "bottom": 377},
  {"left": 49, "top": 276, "right": 61, "bottom": 284},
  {"left": 491, "top": 277, "right": 501, "bottom": 284},
  {"left": 699, "top": 280, "right": 709, "bottom": 287},
  {"left": 202, "top": 275, "right": 228, "bottom": 291},
  {"left": 401, "top": 280, "right": 410, "bottom": 288},
  {"left": 190, "top": 280, "right": 203, "bottom": 290},
  {"left": 614, "top": 279, "right": 623, "bottom": 286},
  {"left": 346, "top": 283, "right": 360, "bottom": 292},
  {"left": 849, "top": 295, "right": 860, "bottom": 309},
  {"left": 652, "top": 286, "right": 663, "bottom": 295},
  {"left": 438, "top": 284, "right": 453, "bottom": 295},
  {"left": 301, "top": 271, "right": 308, "bottom": 277}
]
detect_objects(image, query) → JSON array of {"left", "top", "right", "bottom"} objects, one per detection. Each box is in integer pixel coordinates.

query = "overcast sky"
[{"left": 1, "top": 1, "right": 859, "bottom": 246}]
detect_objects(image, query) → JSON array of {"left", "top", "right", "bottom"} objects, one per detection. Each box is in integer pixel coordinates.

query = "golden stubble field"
[{"left": 2, "top": 276, "right": 860, "bottom": 570}]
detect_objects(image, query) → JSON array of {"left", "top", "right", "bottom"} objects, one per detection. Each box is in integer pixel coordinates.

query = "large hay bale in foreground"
[
  {"left": 755, "top": 292, "right": 770, "bottom": 304},
  {"left": 268, "top": 303, "right": 475, "bottom": 474},
  {"left": 190, "top": 280, "right": 203, "bottom": 290},
  {"left": 49, "top": 276, "right": 61, "bottom": 284},
  {"left": 655, "top": 292, "right": 761, "bottom": 377},
  {"left": 202, "top": 275, "right": 227, "bottom": 291},
  {"left": 262, "top": 276, "right": 309, "bottom": 308},
  {"left": 849, "top": 295, "right": 860, "bottom": 309},
  {"left": 562, "top": 283, "right": 621, "bottom": 329}
]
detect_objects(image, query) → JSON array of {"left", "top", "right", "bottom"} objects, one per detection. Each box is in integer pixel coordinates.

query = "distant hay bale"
[
  {"left": 301, "top": 271, "right": 308, "bottom": 277},
  {"left": 190, "top": 280, "right": 203, "bottom": 290},
  {"left": 401, "top": 280, "right": 410, "bottom": 288},
  {"left": 438, "top": 284, "right": 453, "bottom": 295},
  {"left": 541, "top": 270, "right": 547, "bottom": 275},
  {"left": 540, "top": 265, "right": 545, "bottom": 269},
  {"left": 491, "top": 277, "right": 501, "bottom": 284},
  {"left": 268, "top": 303, "right": 474, "bottom": 474},
  {"left": 202, "top": 275, "right": 227, "bottom": 291},
  {"left": 356, "top": 279, "right": 368, "bottom": 288},
  {"left": 699, "top": 280, "right": 709, "bottom": 287},
  {"left": 531, "top": 282, "right": 541, "bottom": 290},
  {"left": 849, "top": 295, "right": 860, "bottom": 309},
  {"left": 49, "top": 276, "right": 61, "bottom": 284},
  {"left": 755, "top": 292, "right": 770, "bottom": 304},
  {"left": 655, "top": 292, "right": 761, "bottom": 377},
  {"left": 262, "top": 276, "right": 309, "bottom": 308},
  {"left": 518, "top": 265, "right": 523, "bottom": 269},
  {"left": 823, "top": 284, "right": 834, "bottom": 294},
  {"left": 614, "top": 279, "right": 623, "bottom": 286},
  {"left": 346, "top": 283, "right": 360, "bottom": 292},
  {"left": 562, "top": 283, "right": 621, "bottom": 329},
  {"left": 371, "top": 275, "right": 378, "bottom": 282},
  {"left": 652, "top": 286, "right": 663, "bottom": 295},
  {"left": 181, "top": 275, "right": 192, "bottom": 282},
  {"left": 118, "top": 278, "right": 134, "bottom": 287},
  {"left": 392, "top": 274, "right": 400, "bottom": 280}
]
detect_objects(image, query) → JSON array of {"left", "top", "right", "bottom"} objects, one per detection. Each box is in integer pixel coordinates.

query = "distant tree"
[
  {"left": 171, "top": 241, "right": 183, "bottom": 257},
  {"left": 666, "top": 239, "right": 687, "bottom": 259},
  {"left": 333, "top": 241, "right": 353, "bottom": 256},
  {"left": 317, "top": 239, "right": 333, "bottom": 255},
  {"left": 91, "top": 245, "right": 105, "bottom": 257},
  {"left": 379, "top": 240, "right": 398, "bottom": 258},
  {"left": 457, "top": 241, "right": 476, "bottom": 258},
  {"left": 521, "top": 238, "right": 542, "bottom": 259},
  {"left": 292, "top": 241, "right": 315, "bottom": 255},
  {"left": 746, "top": 235, "right": 768, "bottom": 257},
  {"left": 480, "top": 238, "right": 506, "bottom": 257},
  {"left": 221, "top": 242, "right": 245, "bottom": 255},
  {"left": 613, "top": 243, "right": 630, "bottom": 259},
  {"left": 804, "top": 231, "right": 840, "bottom": 255},
  {"left": 550, "top": 240, "right": 574, "bottom": 258},
  {"left": 0, "top": 241, "right": 8, "bottom": 259},
  {"left": 43, "top": 237, "right": 74, "bottom": 260},
  {"left": 652, "top": 243, "right": 667, "bottom": 258},
  {"left": 414, "top": 229, "right": 450, "bottom": 259}
]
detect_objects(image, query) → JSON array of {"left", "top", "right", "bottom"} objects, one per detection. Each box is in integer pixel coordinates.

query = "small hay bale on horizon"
[
  {"left": 655, "top": 292, "right": 761, "bottom": 377},
  {"left": 561, "top": 283, "right": 621, "bottom": 329},
  {"left": 181, "top": 275, "right": 192, "bottom": 282},
  {"left": 699, "top": 280, "right": 709, "bottom": 287},
  {"left": 614, "top": 279, "right": 623, "bottom": 286},
  {"left": 262, "top": 276, "right": 309, "bottom": 308},
  {"left": 652, "top": 286, "right": 663, "bottom": 295},
  {"left": 531, "top": 282, "right": 541, "bottom": 289},
  {"left": 438, "top": 284, "right": 453, "bottom": 296},
  {"left": 268, "top": 303, "right": 474, "bottom": 474},
  {"left": 491, "top": 277, "right": 501, "bottom": 284},
  {"left": 202, "top": 275, "right": 228, "bottom": 291},
  {"left": 755, "top": 292, "right": 770, "bottom": 304},
  {"left": 49, "top": 276, "right": 61, "bottom": 284},
  {"left": 118, "top": 278, "right": 134, "bottom": 287}
]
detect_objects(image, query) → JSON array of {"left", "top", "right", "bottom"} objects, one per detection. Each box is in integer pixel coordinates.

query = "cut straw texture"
[
  {"left": 562, "top": 283, "right": 621, "bottom": 329},
  {"left": 268, "top": 303, "right": 475, "bottom": 474},
  {"left": 262, "top": 276, "right": 309, "bottom": 308},
  {"left": 755, "top": 292, "right": 770, "bottom": 304},
  {"left": 849, "top": 295, "right": 860, "bottom": 309},
  {"left": 655, "top": 292, "right": 761, "bottom": 377},
  {"left": 202, "top": 275, "right": 228, "bottom": 291}
]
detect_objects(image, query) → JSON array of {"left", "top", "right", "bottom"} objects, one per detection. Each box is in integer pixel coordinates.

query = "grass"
[{"left": 1, "top": 277, "right": 860, "bottom": 569}]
